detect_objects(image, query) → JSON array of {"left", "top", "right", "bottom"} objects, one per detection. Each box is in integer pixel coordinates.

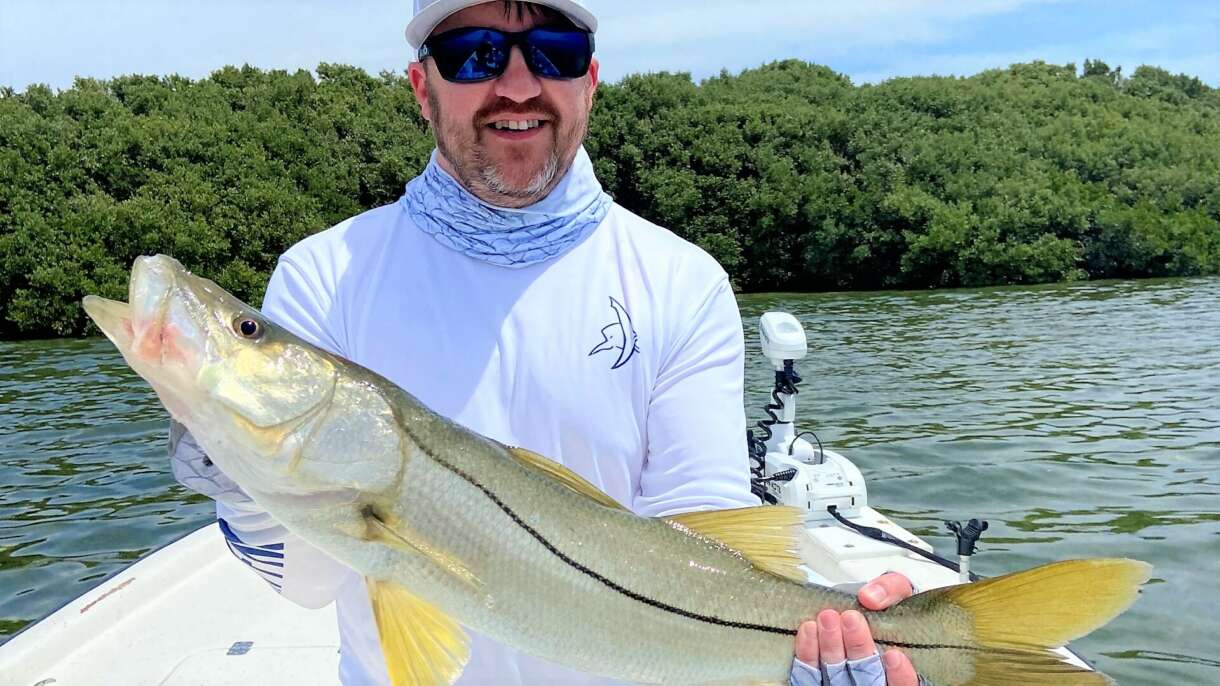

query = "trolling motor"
[
  {"left": 748, "top": 313, "right": 988, "bottom": 585},
  {"left": 748, "top": 313, "right": 867, "bottom": 520}
]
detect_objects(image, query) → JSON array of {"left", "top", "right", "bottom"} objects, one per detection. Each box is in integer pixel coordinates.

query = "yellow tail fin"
[
  {"left": 942, "top": 558, "right": 1151, "bottom": 650},
  {"left": 897, "top": 558, "right": 1150, "bottom": 685}
]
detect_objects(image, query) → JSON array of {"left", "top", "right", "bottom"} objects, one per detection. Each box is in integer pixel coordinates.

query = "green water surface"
[{"left": 2, "top": 277, "right": 1218, "bottom": 683}]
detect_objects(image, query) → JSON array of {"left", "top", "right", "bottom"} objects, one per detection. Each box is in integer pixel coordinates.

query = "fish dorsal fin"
[
  {"left": 665, "top": 505, "right": 806, "bottom": 583},
  {"left": 506, "top": 446, "right": 627, "bottom": 511},
  {"left": 366, "top": 578, "right": 470, "bottom": 686}
]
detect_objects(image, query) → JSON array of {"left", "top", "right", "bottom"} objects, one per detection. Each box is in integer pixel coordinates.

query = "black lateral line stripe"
[
  {"left": 876, "top": 639, "right": 981, "bottom": 651},
  {"left": 876, "top": 640, "right": 1039, "bottom": 656},
  {"left": 435, "top": 458, "right": 796, "bottom": 637}
]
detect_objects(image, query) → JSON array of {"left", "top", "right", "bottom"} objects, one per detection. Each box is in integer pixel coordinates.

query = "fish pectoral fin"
[
  {"left": 505, "top": 446, "right": 628, "bottom": 511},
  {"left": 366, "top": 578, "right": 470, "bottom": 686},
  {"left": 365, "top": 510, "right": 481, "bottom": 589},
  {"left": 664, "top": 506, "right": 806, "bottom": 584}
]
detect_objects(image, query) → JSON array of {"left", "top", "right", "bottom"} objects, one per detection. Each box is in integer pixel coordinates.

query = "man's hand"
[
  {"left": 789, "top": 573, "right": 919, "bottom": 686},
  {"left": 169, "top": 420, "right": 252, "bottom": 507}
]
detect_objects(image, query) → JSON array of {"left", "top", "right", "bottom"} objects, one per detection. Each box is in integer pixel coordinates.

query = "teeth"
[{"left": 492, "top": 119, "right": 541, "bottom": 131}]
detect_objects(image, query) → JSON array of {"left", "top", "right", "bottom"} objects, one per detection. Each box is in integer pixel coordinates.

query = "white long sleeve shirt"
[{"left": 207, "top": 199, "right": 756, "bottom": 685}]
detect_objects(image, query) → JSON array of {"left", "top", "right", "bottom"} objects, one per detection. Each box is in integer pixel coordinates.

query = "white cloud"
[
  {"left": 589, "top": 0, "right": 1071, "bottom": 80},
  {"left": 0, "top": 0, "right": 1214, "bottom": 90},
  {"left": 850, "top": 20, "right": 1220, "bottom": 85},
  {"left": 0, "top": 0, "right": 412, "bottom": 89}
]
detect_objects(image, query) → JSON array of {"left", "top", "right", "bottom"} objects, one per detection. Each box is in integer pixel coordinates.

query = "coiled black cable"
[{"left": 749, "top": 361, "right": 801, "bottom": 503}]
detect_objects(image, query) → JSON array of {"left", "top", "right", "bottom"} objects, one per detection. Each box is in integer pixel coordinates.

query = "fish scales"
[
  {"left": 339, "top": 386, "right": 822, "bottom": 682},
  {"left": 82, "top": 255, "right": 1151, "bottom": 686}
]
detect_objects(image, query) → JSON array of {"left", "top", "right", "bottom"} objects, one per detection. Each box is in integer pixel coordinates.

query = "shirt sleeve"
[
  {"left": 196, "top": 252, "right": 353, "bottom": 609},
  {"left": 261, "top": 253, "right": 347, "bottom": 356},
  {"left": 215, "top": 499, "right": 354, "bottom": 609},
  {"left": 633, "top": 276, "right": 757, "bottom": 517}
]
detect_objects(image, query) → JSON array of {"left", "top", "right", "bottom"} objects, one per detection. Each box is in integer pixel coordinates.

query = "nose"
[{"left": 493, "top": 45, "right": 542, "bottom": 102}]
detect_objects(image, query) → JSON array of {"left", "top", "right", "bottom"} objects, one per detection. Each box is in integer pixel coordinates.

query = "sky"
[{"left": 1, "top": 0, "right": 1217, "bottom": 91}]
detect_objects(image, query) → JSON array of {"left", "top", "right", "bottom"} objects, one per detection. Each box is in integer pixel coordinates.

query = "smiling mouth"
[
  {"left": 484, "top": 117, "right": 554, "bottom": 141},
  {"left": 490, "top": 119, "right": 544, "bottom": 131}
]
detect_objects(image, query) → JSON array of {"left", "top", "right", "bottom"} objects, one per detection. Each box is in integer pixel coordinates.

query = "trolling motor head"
[
  {"left": 759, "top": 312, "right": 808, "bottom": 371},
  {"left": 755, "top": 312, "right": 809, "bottom": 455}
]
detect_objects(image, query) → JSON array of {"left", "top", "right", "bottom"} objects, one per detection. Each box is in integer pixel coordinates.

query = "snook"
[{"left": 83, "top": 255, "right": 1150, "bottom": 685}]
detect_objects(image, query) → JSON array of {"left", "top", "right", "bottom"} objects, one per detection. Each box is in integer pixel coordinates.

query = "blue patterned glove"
[
  {"left": 168, "top": 419, "right": 252, "bottom": 507},
  {"left": 790, "top": 652, "right": 887, "bottom": 686}
]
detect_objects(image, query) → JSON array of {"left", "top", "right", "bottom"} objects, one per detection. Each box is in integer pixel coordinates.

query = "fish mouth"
[
  {"left": 84, "top": 255, "right": 206, "bottom": 423},
  {"left": 82, "top": 255, "right": 200, "bottom": 371},
  {"left": 82, "top": 295, "right": 134, "bottom": 351},
  {"left": 127, "top": 255, "right": 182, "bottom": 367}
]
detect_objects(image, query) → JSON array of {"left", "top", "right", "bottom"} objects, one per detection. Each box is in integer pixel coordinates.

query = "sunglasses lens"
[
  {"left": 430, "top": 29, "right": 509, "bottom": 81},
  {"left": 425, "top": 27, "right": 592, "bottom": 83},
  {"left": 524, "top": 29, "right": 592, "bottom": 79}
]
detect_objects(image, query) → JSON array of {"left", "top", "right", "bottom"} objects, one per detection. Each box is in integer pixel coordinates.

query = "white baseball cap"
[{"left": 405, "top": 0, "right": 598, "bottom": 50}]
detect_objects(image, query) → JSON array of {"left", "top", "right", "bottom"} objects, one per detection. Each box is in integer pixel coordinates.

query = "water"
[
  {"left": 0, "top": 338, "right": 214, "bottom": 640},
  {"left": 2, "top": 277, "right": 1219, "bottom": 683}
]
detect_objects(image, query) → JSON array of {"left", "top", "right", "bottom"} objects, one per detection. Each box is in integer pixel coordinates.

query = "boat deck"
[{"left": 1, "top": 524, "right": 340, "bottom": 686}]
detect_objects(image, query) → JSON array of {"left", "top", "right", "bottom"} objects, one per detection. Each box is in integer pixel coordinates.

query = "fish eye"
[{"left": 232, "top": 316, "right": 264, "bottom": 340}]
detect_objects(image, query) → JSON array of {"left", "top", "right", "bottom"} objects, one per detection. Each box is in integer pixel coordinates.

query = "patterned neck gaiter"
[{"left": 400, "top": 146, "right": 612, "bottom": 268}]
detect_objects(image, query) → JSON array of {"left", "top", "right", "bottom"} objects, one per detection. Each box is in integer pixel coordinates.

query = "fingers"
[
  {"left": 814, "top": 609, "right": 876, "bottom": 663},
  {"left": 815, "top": 610, "right": 846, "bottom": 665},
  {"left": 839, "top": 610, "right": 876, "bottom": 661},
  {"left": 794, "top": 620, "right": 819, "bottom": 664},
  {"left": 881, "top": 649, "right": 920, "bottom": 686},
  {"left": 795, "top": 613, "right": 919, "bottom": 686},
  {"left": 858, "top": 572, "right": 915, "bottom": 610}
]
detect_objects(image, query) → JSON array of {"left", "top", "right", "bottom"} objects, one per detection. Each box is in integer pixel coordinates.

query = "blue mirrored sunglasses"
[{"left": 419, "top": 26, "right": 595, "bottom": 83}]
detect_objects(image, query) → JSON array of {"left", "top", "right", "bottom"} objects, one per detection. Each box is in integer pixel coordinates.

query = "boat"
[{"left": 0, "top": 313, "right": 1091, "bottom": 684}]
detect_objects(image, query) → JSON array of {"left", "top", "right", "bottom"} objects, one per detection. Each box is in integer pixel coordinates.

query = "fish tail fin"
[
  {"left": 939, "top": 558, "right": 1151, "bottom": 649},
  {"left": 892, "top": 558, "right": 1149, "bottom": 685}
]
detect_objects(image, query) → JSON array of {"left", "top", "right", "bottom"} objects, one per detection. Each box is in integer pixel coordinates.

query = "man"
[{"left": 172, "top": 1, "right": 920, "bottom": 683}]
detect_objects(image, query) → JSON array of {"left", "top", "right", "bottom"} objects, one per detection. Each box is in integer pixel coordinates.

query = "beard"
[
  {"left": 473, "top": 142, "right": 560, "bottom": 200},
  {"left": 427, "top": 89, "right": 588, "bottom": 208}
]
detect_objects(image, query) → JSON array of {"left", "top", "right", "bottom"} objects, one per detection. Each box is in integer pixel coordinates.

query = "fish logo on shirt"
[{"left": 589, "top": 297, "right": 639, "bottom": 370}]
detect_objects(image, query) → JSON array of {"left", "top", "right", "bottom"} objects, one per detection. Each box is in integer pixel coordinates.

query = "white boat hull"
[{"left": 0, "top": 524, "right": 339, "bottom": 686}]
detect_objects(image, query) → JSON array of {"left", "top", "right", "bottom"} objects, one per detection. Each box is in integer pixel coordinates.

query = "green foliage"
[{"left": 1, "top": 59, "right": 1218, "bottom": 338}]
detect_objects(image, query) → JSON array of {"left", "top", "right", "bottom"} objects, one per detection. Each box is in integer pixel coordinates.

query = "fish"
[
  {"left": 83, "top": 254, "right": 1151, "bottom": 686},
  {"left": 588, "top": 296, "right": 640, "bottom": 369}
]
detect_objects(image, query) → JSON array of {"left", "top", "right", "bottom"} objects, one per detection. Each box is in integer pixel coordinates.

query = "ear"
[
  {"left": 408, "top": 61, "right": 433, "bottom": 122},
  {"left": 585, "top": 57, "right": 600, "bottom": 108}
]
